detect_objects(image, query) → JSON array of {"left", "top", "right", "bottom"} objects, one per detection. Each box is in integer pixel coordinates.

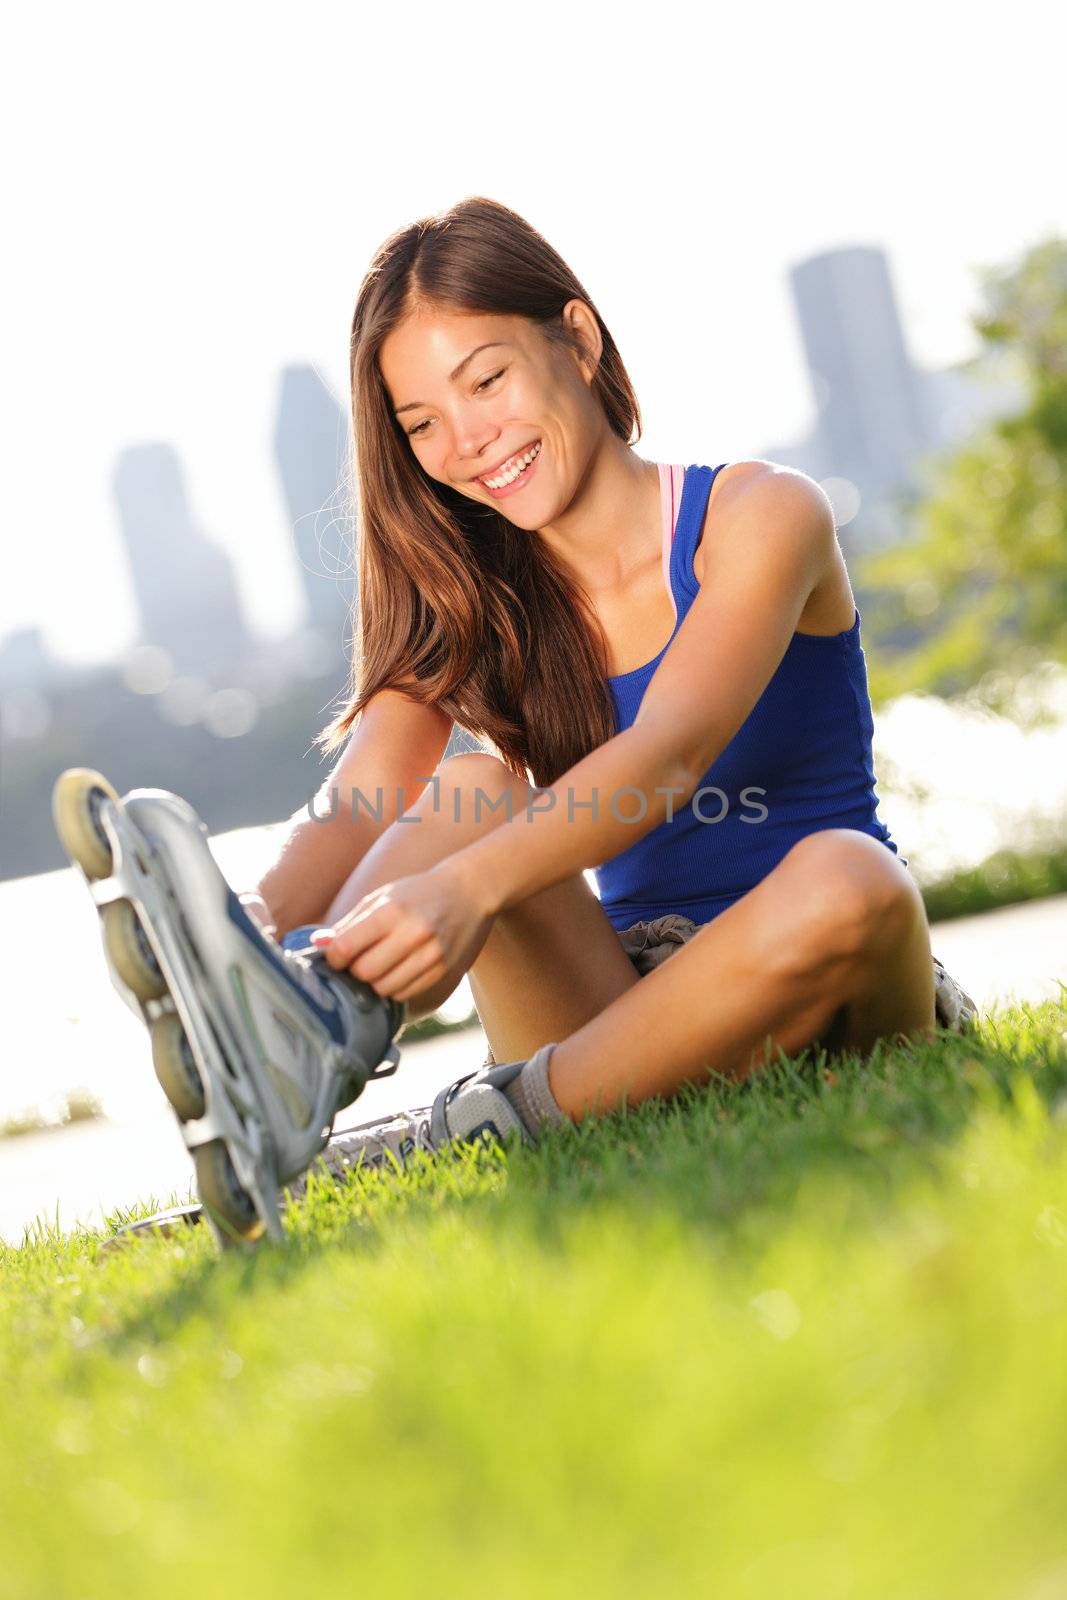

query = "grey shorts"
[
  {"left": 477, "top": 910, "right": 978, "bottom": 1069},
  {"left": 615, "top": 912, "right": 702, "bottom": 976}
]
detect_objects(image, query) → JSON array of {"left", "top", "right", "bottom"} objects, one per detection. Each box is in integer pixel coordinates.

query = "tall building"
[
  {"left": 273, "top": 365, "right": 357, "bottom": 663},
  {"left": 0, "top": 626, "right": 59, "bottom": 690},
  {"left": 761, "top": 244, "right": 1027, "bottom": 549},
  {"left": 790, "top": 245, "right": 930, "bottom": 506},
  {"left": 272, "top": 364, "right": 480, "bottom": 764},
  {"left": 0, "top": 626, "right": 59, "bottom": 746},
  {"left": 112, "top": 442, "right": 251, "bottom": 674}
]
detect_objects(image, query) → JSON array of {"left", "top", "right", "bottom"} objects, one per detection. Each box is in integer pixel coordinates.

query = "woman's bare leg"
[
  {"left": 545, "top": 829, "right": 936, "bottom": 1118},
  {"left": 323, "top": 753, "right": 641, "bottom": 1032},
  {"left": 323, "top": 756, "right": 935, "bottom": 1110}
]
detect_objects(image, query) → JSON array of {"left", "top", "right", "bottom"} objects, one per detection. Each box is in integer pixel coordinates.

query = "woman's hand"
[{"left": 309, "top": 862, "right": 494, "bottom": 1005}]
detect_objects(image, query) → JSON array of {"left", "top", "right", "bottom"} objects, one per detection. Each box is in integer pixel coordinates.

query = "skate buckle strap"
[
  {"left": 369, "top": 1041, "right": 401, "bottom": 1080},
  {"left": 429, "top": 1071, "right": 480, "bottom": 1145}
]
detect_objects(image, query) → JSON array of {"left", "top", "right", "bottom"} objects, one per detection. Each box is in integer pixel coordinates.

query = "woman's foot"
[
  {"left": 932, "top": 954, "right": 979, "bottom": 1031},
  {"left": 286, "top": 1047, "right": 561, "bottom": 1198},
  {"left": 52, "top": 768, "right": 407, "bottom": 1247}
]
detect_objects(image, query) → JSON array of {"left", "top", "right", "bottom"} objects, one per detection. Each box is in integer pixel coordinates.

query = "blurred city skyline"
[
  {"left": 0, "top": 240, "right": 1027, "bottom": 701},
  {"left": 4, "top": 0, "right": 1064, "bottom": 668}
]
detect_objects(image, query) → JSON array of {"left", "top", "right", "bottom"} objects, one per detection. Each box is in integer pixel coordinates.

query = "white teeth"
[
  {"left": 482, "top": 440, "right": 541, "bottom": 488},
  {"left": 484, "top": 444, "right": 538, "bottom": 488}
]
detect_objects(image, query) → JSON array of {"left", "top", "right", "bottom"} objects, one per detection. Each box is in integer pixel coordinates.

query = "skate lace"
[
  {"left": 338, "top": 1106, "right": 433, "bottom": 1165},
  {"left": 284, "top": 945, "right": 404, "bottom": 1041},
  {"left": 280, "top": 945, "right": 341, "bottom": 1010}
]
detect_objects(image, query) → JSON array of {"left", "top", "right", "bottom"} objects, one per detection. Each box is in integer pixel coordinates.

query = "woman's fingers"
[
  {"left": 374, "top": 947, "right": 450, "bottom": 1002},
  {"left": 331, "top": 929, "right": 445, "bottom": 1000},
  {"left": 327, "top": 922, "right": 438, "bottom": 991},
  {"left": 307, "top": 874, "right": 481, "bottom": 1003},
  {"left": 311, "top": 908, "right": 385, "bottom": 972}
]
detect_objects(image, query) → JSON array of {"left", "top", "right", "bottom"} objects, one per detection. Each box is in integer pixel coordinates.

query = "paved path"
[
  {"left": 923, "top": 892, "right": 1066, "bottom": 1013},
  {"left": 3, "top": 895, "right": 1064, "bottom": 1246},
  {"left": 2, "top": 1026, "right": 484, "bottom": 1247}
]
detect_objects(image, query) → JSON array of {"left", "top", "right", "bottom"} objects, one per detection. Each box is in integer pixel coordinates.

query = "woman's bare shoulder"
[
  {"left": 693, "top": 459, "right": 780, "bottom": 583},
  {"left": 363, "top": 678, "right": 453, "bottom": 734},
  {"left": 711, "top": 457, "right": 778, "bottom": 500}
]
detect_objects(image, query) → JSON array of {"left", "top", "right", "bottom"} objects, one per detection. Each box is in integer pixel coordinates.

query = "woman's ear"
[{"left": 561, "top": 298, "right": 602, "bottom": 383}]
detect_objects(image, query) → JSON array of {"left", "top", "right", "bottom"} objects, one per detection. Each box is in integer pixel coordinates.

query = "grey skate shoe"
[
  {"left": 932, "top": 954, "right": 980, "bottom": 1032},
  {"left": 52, "top": 768, "right": 407, "bottom": 1249},
  {"left": 102, "top": 1057, "right": 549, "bottom": 1245},
  {"left": 286, "top": 1059, "right": 535, "bottom": 1200}
]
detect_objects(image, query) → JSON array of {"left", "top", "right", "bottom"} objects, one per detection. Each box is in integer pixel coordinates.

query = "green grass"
[{"left": 3, "top": 996, "right": 1067, "bottom": 1599}]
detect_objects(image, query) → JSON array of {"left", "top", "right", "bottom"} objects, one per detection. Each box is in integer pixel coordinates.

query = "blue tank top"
[{"left": 592, "top": 462, "right": 906, "bottom": 931}]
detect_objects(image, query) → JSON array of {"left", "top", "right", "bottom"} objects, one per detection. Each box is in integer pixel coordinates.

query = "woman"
[
  {"left": 250, "top": 193, "right": 975, "bottom": 1170},
  {"left": 58, "top": 194, "right": 976, "bottom": 1239}
]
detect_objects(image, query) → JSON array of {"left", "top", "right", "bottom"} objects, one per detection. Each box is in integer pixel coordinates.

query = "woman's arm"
[
  {"left": 247, "top": 687, "right": 454, "bottom": 940},
  {"left": 442, "top": 471, "right": 835, "bottom": 917}
]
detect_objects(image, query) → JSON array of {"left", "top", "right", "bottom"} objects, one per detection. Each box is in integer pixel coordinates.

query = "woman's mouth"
[{"left": 478, "top": 439, "right": 542, "bottom": 497}]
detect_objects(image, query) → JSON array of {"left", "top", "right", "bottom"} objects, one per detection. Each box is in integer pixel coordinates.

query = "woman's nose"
[{"left": 453, "top": 415, "right": 501, "bottom": 462}]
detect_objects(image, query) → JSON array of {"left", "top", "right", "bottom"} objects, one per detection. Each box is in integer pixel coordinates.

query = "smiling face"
[{"left": 379, "top": 301, "right": 606, "bottom": 523}]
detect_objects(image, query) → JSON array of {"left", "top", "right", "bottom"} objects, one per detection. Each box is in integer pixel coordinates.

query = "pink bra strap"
[{"left": 657, "top": 462, "right": 686, "bottom": 621}]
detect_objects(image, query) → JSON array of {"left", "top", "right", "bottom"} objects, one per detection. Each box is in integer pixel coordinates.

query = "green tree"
[{"left": 857, "top": 234, "right": 1067, "bottom": 725}]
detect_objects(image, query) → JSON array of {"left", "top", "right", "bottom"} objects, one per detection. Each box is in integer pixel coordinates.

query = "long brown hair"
[{"left": 312, "top": 195, "right": 644, "bottom": 788}]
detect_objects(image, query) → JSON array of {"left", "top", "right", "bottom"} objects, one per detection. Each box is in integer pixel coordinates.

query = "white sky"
[{"left": 3, "top": 0, "right": 1063, "bottom": 669}]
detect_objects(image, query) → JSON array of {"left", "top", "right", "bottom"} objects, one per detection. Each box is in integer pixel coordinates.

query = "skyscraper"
[
  {"left": 273, "top": 365, "right": 357, "bottom": 662},
  {"left": 0, "top": 626, "right": 58, "bottom": 690},
  {"left": 112, "top": 442, "right": 251, "bottom": 674},
  {"left": 790, "top": 245, "right": 931, "bottom": 508},
  {"left": 761, "top": 244, "right": 1027, "bottom": 550}
]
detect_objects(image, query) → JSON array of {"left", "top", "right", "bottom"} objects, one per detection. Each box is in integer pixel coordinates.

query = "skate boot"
[
  {"left": 51, "top": 768, "right": 407, "bottom": 1249},
  {"left": 284, "top": 1053, "right": 550, "bottom": 1200},
  {"left": 100, "top": 1050, "right": 557, "bottom": 1246},
  {"left": 931, "top": 954, "right": 980, "bottom": 1032}
]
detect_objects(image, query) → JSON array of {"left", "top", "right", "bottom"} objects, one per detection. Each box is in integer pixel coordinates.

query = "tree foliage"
[{"left": 857, "top": 234, "right": 1067, "bottom": 723}]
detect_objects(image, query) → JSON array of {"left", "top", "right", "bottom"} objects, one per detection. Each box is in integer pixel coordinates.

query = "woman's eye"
[{"left": 407, "top": 370, "right": 505, "bottom": 438}]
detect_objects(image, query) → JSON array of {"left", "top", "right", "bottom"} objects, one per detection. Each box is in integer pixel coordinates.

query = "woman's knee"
[
  {"left": 432, "top": 752, "right": 532, "bottom": 830},
  {"left": 323, "top": 754, "right": 524, "bottom": 921},
  {"left": 772, "top": 830, "right": 922, "bottom": 976},
  {"left": 436, "top": 751, "right": 514, "bottom": 788}
]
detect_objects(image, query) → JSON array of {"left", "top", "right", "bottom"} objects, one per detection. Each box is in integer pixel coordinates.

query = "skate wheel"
[
  {"left": 150, "top": 1011, "right": 206, "bottom": 1121},
  {"left": 193, "top": 1140, "right": 264, "bottom": 1243},
  {"left": 102, "top": 898, "right": 168, "bottom": 1001},
  {"left": 52, "top": 767, "right": 122, "bottom": 880}
]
